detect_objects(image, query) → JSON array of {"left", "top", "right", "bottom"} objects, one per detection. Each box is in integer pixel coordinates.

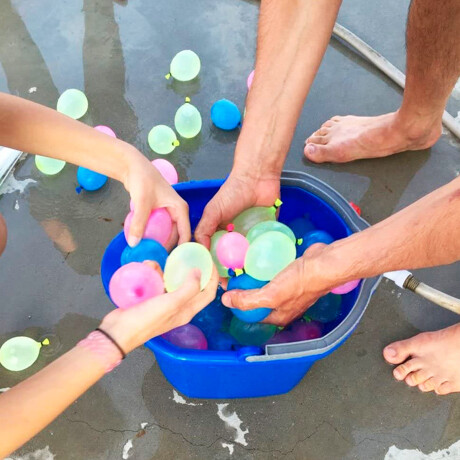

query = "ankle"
[{"left": 394, "top": 109, "right": 442, "bottom": 142}]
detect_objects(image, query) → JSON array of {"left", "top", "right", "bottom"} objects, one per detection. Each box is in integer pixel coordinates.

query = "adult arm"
[
  {"left": 196, "top": 0, "right": 342, "bottom": 246},
  {"left": 223, "top": 176, "right": 460, "bottom": 325},
  {"left": 0, "top": 93, "right": 190, "bottom": 246}
]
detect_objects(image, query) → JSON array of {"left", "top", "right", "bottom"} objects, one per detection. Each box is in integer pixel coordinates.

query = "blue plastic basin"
[{"left": 101, "top": 171, "right": 380, "bottom": 399}]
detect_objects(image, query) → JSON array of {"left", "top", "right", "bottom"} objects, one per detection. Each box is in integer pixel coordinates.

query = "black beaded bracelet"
[{"left": 95, "top": 327, "right": 126, "bottom": 360}]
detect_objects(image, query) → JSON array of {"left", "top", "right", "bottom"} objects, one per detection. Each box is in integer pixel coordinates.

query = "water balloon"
[
  {"left": 207, "top": 331, "right": 238, "bottom": 351},
  {"left": 232, "top": 206, "right": 277, "bottom": 236},
  {"left": 152, "top": 159, "right": 178, "bottom": 185},
  {"left": 76, "top": 167, "right": 108, "bottom": 192},
  {"left": 216, "top": 230, "right": 249, "bottom": 270},
  {"left": 94, "top": 125, "right": 116, "bottom": 137},
  {"left": 229, "top": 317, "right": 276, "bottom": 347},
  {"left": 167, "top": 50, "right": 201, "bottom": 81},
  {"left": 267, "top": 320, "right": 322, "bottom": 345},
  {"left": 244, "top": 231, "right": 296, "bottom": 281},
  {"left": 109, "top": 262, "right": 164, "bottom": 309},
  {"left": 163, "top": 242, "right": 213, "bottom": 292},
  {"left": 56, "top": 89, "right": 88, "bottom": 119},
  {"left": 162, "top": 324, "right": 207, "bottom": 350},
  {"left": 148, "top": 125, "right": 180, "bottom": 155},
  {"left": 35, "top": 155, "right": 66, "bottom": 175},
  {"left": 124, "top": 208, "right": 172, "bottom": 246},
  {"left": 304, "top": 293, "right": 342, "bottom": 323},
  {"left": 0, "top": 336, "right": 48, "bottom": 371},
  {"left": 331, "top": 279, "right": 360, "bottom": 295},
  {"left": 210, "top": 230, "right": 230, "bottom": 277},
  {"left": 247, "top": 221, "right": 296, "bottom": 244},
  {"left": 297, "top": 229, "right": 334, "bottom": 257},
  {"left": 121, "top": 238, "right": 168, "bottom": 270},
  {"left": 211, "top": 99, "right": 241, "bottom": 130},
  {"left": 191, "top": 289, "right": 232, "bottom": 334},
  {"left": 287, "top": 215, "right": 316, "bottom": 239},
  {"left": 174, "top": 99, "right": 202, "bottom": 138},
  {"left": 247, "top": 70, "right": 254, "bottom": 90},
  {"left": 227, "top": 274, "right": 270, "bottom": 323}
]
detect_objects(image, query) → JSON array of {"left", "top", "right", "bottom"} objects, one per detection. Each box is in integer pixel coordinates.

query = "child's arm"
[
  {"left": 0, "top": 93, "right": 190, "bottom": 246},
  {"left": 0, "top": 267, "right": 218, "bottom": 458}
]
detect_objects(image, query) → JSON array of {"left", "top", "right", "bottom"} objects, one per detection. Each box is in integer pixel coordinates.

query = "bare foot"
[
  {"left": 383, "top": 323, "right": 460, "bottom": 395},
  {"left": 304, "top": 111, "right": 441, "bottom": 163}
]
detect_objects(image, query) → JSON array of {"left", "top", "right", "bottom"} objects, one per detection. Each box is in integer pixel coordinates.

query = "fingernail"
[
  {"left": 221, "top": 293, "right": 233, "bottom": 308},
  {"left": 127, "top": 235, "right": 141, "bottom": 248},
  {"left": 384, "top": 346, "right": 396, "bottom": 357},
  {"left": 306, "top": 144, "right": 316, "bottom": 156},
  {"left": 191, "top": 268, "right": 201, "bottom": 280}
]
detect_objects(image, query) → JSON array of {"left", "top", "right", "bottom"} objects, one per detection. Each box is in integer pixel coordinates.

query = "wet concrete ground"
[{"left": 1, "top": 0, "right": 460, "bottom": 459}]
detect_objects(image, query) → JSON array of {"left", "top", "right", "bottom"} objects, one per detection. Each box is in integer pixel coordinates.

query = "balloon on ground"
[
  {"left": 121, "top": 238, "right": 168, "bottom": 270},
  {"left": 57, "top": 89, "right": 88, "bottom": 119},
  {"left": 148, "top": 125, "right": 180, "bottom": 154},
  {"left": 227, "top": 274, "right": 270, "bottom": 323},
  {"left": 76, "top": 167, "right": 108, "bottom": 192},
  {"left": 331, "top": 279, "right": 360, "bottom": 295},
  {"left": 124, "top": 208, "right": 172, "bottom": 246},
  {"left": 35, "top": 156, "right": 66, "bottom": 175},
  {"left": 167, "top": 50, "right": 201, "bottom": 81},
  {"left": 163, "top": 242, "right": 213, "bottom": 292},
  {"left": 109, "top": 262, "right": 164, "bottom": 308},
  {"left": 211, "top": 99, "right": 241, "bottom": 130},
  {"left": 0, "top": 336, "right": 49, "bottom": 371},
  {"left": 152, "top": 159, "right": 178, "bottom": 185},
  {"left": 162, "top": 324, "right": 207, "bottom": 350},
  {"left": 94, "top": 125, "right": 116, "bottom": 137},
  {"left": 247, "top": 70, "right": 254, "bottom": 90},
  {"left": 174, "top": 99, "right": 202, "bottom": 138}
]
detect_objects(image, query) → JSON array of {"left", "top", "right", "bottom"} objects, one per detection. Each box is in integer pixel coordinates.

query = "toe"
[
  {"left": 435, "top": 382, "right": 453, "bottom": 395},
  {"left": 404, "top": 368, "right": 432, "bottom": 387},
  {"left": 393, "top": 358, "right": 423, "bottom": 381},
  {"left": 307, "top": 136, "right": 328, "bottom": 145},
  {"left": 418, "top": 377, "right": 436, "bottom": 392},
  {"left": 322, "top": 120, "right": 335, "bottom": 128},
  {"left": 304, "top": 143, "right": 331, "bottom": 163},
  {"left": 384, "top": 338, "right": 416, "bottom": 365}
]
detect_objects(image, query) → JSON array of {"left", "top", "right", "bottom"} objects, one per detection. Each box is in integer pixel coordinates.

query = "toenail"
[
  {"left": 385, "top": 347, "right": 396, "bottom": 357},
  {"left": 306, "top": 144, "right": 316, "bottom": 155}
]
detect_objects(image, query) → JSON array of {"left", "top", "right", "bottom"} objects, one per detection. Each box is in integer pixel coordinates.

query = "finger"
[
  {"left": 142, "top": 260, "right": 163, "bottom": 277},
  {"left": 169, "top": 203, "right": 191, "bottom": 245},
  {"left": 261, "top": 309, "right": 293, "bottom": 327},
  {"left": 170, "top": 268, "right": 202, "bottom": 302},
  {"left": 222, "top": 287, "right": 274, "bottom": 310},
  {"left": 195, "top": 201, "right": 222, "bottom": 249},
  {"left": 185, "top": 265, "right": 220, "bottom": 317},
  {"left": 164, "top": 225, "right": 179, "bottom": 252},
  {"left": 128, "top": 198, "right": 150, "bottom": 247}
]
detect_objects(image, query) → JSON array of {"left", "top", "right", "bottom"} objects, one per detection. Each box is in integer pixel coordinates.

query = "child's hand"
[
  {"left": 99, "top": 265, "right": 219, "bottom": 353},
  {"left": 123, "top": 153, "right": 190, "bottom": 248}
]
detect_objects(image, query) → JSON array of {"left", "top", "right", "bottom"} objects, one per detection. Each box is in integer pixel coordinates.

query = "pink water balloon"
[
  {"left": 247, "top": 70, "right": 254, "bottom": 90},
  {"left": 216, "top": 230, "right": 249, "bottom": 269},
  {"left": 162, "top": 324, "right": 208, "bottom": 350},
  {"left": 152, "top": 159, "right": 178, "bottom": 185},
  {"left": 124, "top": 208, "right": 172, "bottom": 245},
  {"left": 267, "top": 321, "right": 322, "bottom": 345},
  {"left": 331, "top": 279, "right": 360, "bottom": 295},
  {"left": 94, "top": 125, "right": 116, "bottom": 138},
  {"left": 109, "top": 262, "right": 164, "bottom": 309}
]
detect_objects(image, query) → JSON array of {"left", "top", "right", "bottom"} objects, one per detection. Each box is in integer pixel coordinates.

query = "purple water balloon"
[
  {"left": 267, "top": 320, "right": 322, "bottom": 345},
  {"left": 162, "top": 324, "right": 208, "bottom": 350}
]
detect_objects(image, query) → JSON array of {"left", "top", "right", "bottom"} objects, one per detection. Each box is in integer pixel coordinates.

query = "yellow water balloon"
[{"left": 35, "top": 155, "right": 66, "bottom": 175}]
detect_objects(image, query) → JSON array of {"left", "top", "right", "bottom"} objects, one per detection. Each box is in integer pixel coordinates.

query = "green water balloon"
[
  {"left": 229, "top": 317, "right": 276, "bottom": 346},
  {"left": 56, "top": 89, "right": 88, "bottom": 119},
  {"left": 164, "top": 242, "right": 214, "bottom": 292},
  {"left": 174, "top": 100, "right": 202, "bottom": 138},
  {"left": 232, "top": 207, "right": 276, "bottom": 236},
  {"left": 148, "top": 125, "right": 180, "bottom": 155},
  {"left": 35, "top": 155, "right": 66, "bottom": 175},
  {"left": 0, "top": 336, "right": 47, "bottom": 371},
  {"left": 210, "top": 230, "right": 229, "bottom": 278},
  {"left": 244, "top": 231, "right": 296, "bottom": 281},
  {"left": 247, "top": 221, "right": 296, "bottom": 244},
  {"left": 168, "top": 50, "right": 201, "bottom": 82}
]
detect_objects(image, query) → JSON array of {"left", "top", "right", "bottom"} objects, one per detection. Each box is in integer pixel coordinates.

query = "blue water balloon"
[
  {"left": 305, "top": 293, "right": 342, "bottom": 323},
  {"left": 191, "top": 288, "right": 232, "bottom": 334},
  {"left": 207, "top": 331, "right": 239, "bottom": 351},
  {"left": 120, "top": 238, "right": 168, "bottom": 270},
  {"left": 287, "top": 215, "right": 316, "bottom": 239},
  {"left": 297, "top": 230, "right": 334, "bottom": 257},
  {"left": 76, "top": 166, "right": 108, "bottom": 193},
  {"left": 210, "top": 99, "right": 241, "bottom": 130},
  {"left": 227, "top": 274, "right": 270, "bottom": 323}
]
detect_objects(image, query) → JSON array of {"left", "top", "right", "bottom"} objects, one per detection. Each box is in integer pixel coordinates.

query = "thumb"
[
  {"left": 222, "top": 287, "right": 274, "bottom": 311},
  {"left": 128, "top": 201, "right": 150, "bottom": 247},
  {"left": 171, "top": 268, "right": 202, "bottom": 302}
]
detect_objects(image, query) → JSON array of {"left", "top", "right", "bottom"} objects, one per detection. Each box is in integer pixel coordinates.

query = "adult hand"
[
  {"left": 123, "top": 154, "right": 190, "bottom": 248},
  {"left": 195, "top": 171, "right": 280, "bottom": 248},
  {"left": 222, "top": 244, "right": 333, "bottom": 326},
  {"left": 100, "top": 265, "right": 219, "bottom": 354}
]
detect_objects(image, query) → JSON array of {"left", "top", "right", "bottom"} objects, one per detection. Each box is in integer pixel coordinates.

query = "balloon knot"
[
  {"left": 274, "top": 198, "right": 283, "bottom": 208},
  {"left": 165, "top": 73, "right": 171, "bottom": 80},
  {"left": 227, "top": 268, "right": 236, "bottom": 277},
  {"left": 172, "top": 140, "right": 180, "bottom": 147},
  {"left": 297, "top": 238, "right": 303, "bottom": 246},
  {"left": 237, "top": 122, "right": 242, "bottom": 128},
  {"left": 226, "top": 223, "right": 234, "bottom": 232},
  {"left": 277, "top": 326, "right": 284, "bottom": 331},
  {"left": 234, "top": 268, "right": 244, "bottom": 276},
  {"left": 185, "top": 96, "right": 191, "bottom": 103},
  {"left": 41, "top": 338, "right": 50, "bottom": 346},
  {"left": 303, "top": 316, "right": 312, "bottom": 323},
  {"left": 75, "top": 186, "right": 82, "bottom": 194}
]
